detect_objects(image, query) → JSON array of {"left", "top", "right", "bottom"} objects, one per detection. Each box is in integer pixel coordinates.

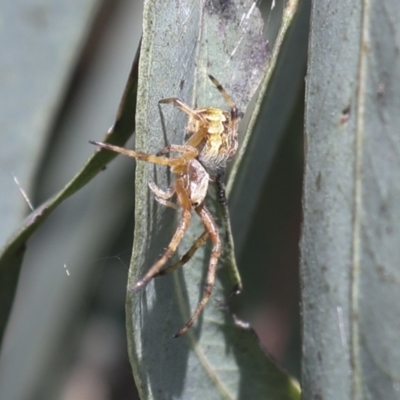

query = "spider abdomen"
[{"left": 188, "top": 108, "right": 238, "bottom": 170}]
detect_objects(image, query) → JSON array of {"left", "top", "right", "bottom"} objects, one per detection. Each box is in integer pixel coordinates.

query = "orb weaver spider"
[
  {"left": 159, "top": 75, "right": 243, "bottom": 291},
  {"left": 89, "top": 141, "right": 220, "bottom": 337},
  {"left": 90, "top": 76, "right": 242, "bottom": 336}
]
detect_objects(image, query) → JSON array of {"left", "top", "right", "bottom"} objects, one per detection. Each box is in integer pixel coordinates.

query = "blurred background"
[{"left": 0, "top": 0, "right": 309, "bottom": 398}]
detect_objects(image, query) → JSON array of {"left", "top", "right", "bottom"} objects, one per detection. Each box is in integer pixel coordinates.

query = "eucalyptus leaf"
[
  {"left": 127, "top": 0, "right": 300, "bottom": 398},
  {"left": 228, "top": 0, "right": 310, "bottom": 251},
  {"left": 0, "top": 47, "right": 139, "bottom": 346},
  {"left": 301, "top": 0, "right": 400, "bottom": 398},
  {"left": 0, "top": 0, "right": 101, "bottom": 246},
  {"left": 0, "top": 0, "right": 103, "bottom": 344}
]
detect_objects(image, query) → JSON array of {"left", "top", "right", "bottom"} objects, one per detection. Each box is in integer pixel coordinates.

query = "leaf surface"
[
  {"left": 301, "top": 0, "right": 400, "bottom": 397},
  {"left": 0, "top": 46, "right": 139, "bottom": 345},
  {"left": 127, "top": 1, "right": 301, "bottom": 399}
]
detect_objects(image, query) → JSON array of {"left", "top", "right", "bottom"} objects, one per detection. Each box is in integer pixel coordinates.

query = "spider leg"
[
  {"left": 159, "top": 98, "right": 204, "bottom": 122},
  {"left": 184, "top": 127, "right": 209, "bottom": 150},
  {"left": 174, "top": 204, "right": 221, "bottom": 338},
  {"left": 208, "top": 75, "right": 240, "bottom": 130},
  {"left": 156, "top": 144, "right": 198, "bottom": 160},
  {"left": 148, "top": 182, "right": 175, "bottom": 200},
  {"left": 89, "top": 140, "right": 184, "bottom": 168},
  {"left": 215, "top": 171, "right": 227, "bottom": 206},
  {"left": 214, "top": 172, "right": 242, "bottom": 294},
  {"left": 153, "top": 197, "right": 178, "bottom": 209},
  {"left": 154, "top": 230, "right": 209, "bottom": 277},
  {"left": 158, "top": 98, "right": 208, "bottom": 150},
  {"left": 131, "top": 177, "right": 192, "bottom": 290},
  {"left": 148, "top": 182, "right": 178, "bottom": 209},
  {"left": 208, "top": 75, "right": 236, "bottom": 111}
]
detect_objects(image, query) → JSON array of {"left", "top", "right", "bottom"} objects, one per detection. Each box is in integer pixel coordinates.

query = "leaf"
[
  {"left": 0, "top": 1, "right": 100, "bottom": 247},
  {"left": 0, "top": 0, "right": 103, "bottom": 343},
  {"left": 301, "top": 0, "right": 400, "bottom": 398},
  {"left": 0, "top": 46, "right": 139, "bottom": 346},
  {"left": 228, "top": 0, "right": 310, "bottom": 251},
  {"left": 126, "top": 0, "right": 301, "bottom": 398}
]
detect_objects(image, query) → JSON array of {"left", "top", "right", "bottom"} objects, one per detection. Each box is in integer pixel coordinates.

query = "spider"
[
  {"left": 159, "top": 74, "right": 240, "bottom": 172},
  {"left": 158, "top": 75, "right": 243, "bottom": 291},
  {"left": 89, "top": 140, "right": 221, "bottom": 338}
]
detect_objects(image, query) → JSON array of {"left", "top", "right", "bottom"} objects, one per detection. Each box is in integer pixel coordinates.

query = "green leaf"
[
  {"left": 301, "top": 0, "right": 400, "bottom": 398},
  {"left": 0, "top": 45, "right": 139, "bottom": 346},
  {"left": 0, "top": 1, "right": 101, "bottom": 247},
  {"left": 126, "top": 0, "right": 301, "bottom": 398},
  {"left": 228, "top": 0, "right": 310, "bottom": 251},
  {"left": 0, "top": 0, "right": 103, "bottom": 343}
]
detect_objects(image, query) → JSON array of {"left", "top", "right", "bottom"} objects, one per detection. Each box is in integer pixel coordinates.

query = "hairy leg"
[
  {"left": 131, "top": 178, "right": 192, "bottom": 290},
  {"left": 155, "top": 230, "right": 209, "bottom": 277},
  {"left": 174, "top": 204, "right": 220, "bottom": 338}
]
